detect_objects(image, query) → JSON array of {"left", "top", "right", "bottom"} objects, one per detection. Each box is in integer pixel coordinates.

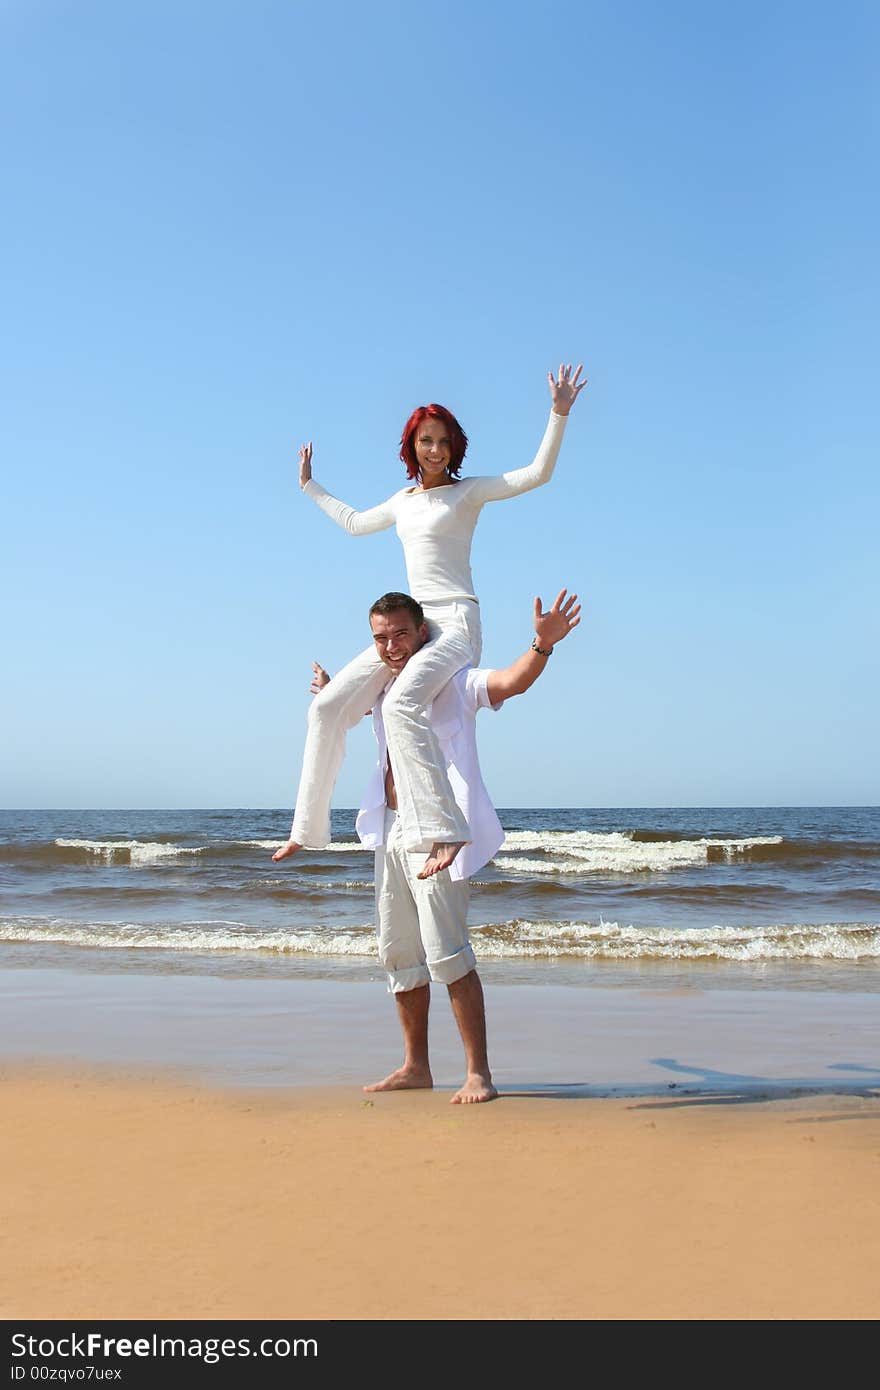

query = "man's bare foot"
[
  {"left": 271, "top": 840, "right": 302, "bottom": 862},
  {"left": 364, "top": 1065, "right": 433, "bottom": 1093},
  {"left": 417, "top": 841, "right": 465, "bottom": 880},
  {"left": 451, "top": 1073, "right": 498, "bottom": 1104}
]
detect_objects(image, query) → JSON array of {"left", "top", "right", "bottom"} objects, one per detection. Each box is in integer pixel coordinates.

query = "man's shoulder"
[{"left": 447, "top": 666, "right": 499, "bottom": 715}]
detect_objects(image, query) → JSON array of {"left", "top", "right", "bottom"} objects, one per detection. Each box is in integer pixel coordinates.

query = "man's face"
[{"left": 370, "top": 609, "right": 429, "bottom": 674}]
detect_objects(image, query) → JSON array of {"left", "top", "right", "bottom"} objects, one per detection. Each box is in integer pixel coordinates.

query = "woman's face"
[{"left": 413, "top": 418, "right": 452, "bottom": 485}]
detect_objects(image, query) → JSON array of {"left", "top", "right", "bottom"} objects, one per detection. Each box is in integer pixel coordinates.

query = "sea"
[{"left": 1, "top": 807, "right": 878, "bottom": 994}]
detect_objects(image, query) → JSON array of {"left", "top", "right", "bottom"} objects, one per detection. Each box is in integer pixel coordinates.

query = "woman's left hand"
[{"left": 548, "top": 363, "right": 587, "bottom": 415}]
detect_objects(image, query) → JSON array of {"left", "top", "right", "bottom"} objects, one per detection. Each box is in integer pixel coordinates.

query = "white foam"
[
  {"left": 4, "top": 915, "right": 877, "bottom": 964},
  {"left": 469, "top": 918, "right": 880, "bottom": 961},
  {"left": 494, "top": 831, "right": 783, "bottom": 875},
  {"left": 0, "top": 917, "right": 378, "bottom": 956},
  {"left": 55, "top": 839, "right": 207, "bottom": 865}
]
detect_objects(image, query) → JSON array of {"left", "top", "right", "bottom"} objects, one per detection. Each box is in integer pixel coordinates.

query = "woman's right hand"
[
  {"left": 310, "top": 661, "right": 330, "bottom": 694},
  {"left": 298, "top": 441, "right": 313, "bottom": 489}
]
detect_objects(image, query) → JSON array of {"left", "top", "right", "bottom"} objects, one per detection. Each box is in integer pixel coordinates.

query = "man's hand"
[
  {"left": 298, "top": 441, "right": 313, "bottom": 489},
  {"left": 485, "top": 586, "right": 583, "bottom": 704},
  {"left": 547, "top": 363, "right": 587, "bottom": 416},
  {"left": 533, "top": 589, "right": 581, "bottom": 650},
  {"left": 310, "top": 660, "right": 330, "bottom": 694}
]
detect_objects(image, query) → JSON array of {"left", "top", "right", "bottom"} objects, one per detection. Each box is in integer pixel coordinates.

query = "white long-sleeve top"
[{"left": 302, "top": 409, "right": 568, "bottom": 603}]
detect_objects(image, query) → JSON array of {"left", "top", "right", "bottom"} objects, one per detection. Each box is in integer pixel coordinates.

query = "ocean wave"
[
  {"left": 471, "top": 876, "right": 583, "bottom": 895},
  {"left": 0, "top": 828, "right": 875, "bottom": 876},
  {"left": 495, "top": 831, "right": 783, "bottom": 874},
  {"left": 2, "top": 915, "right": 877, "bottom": 963},
  {"left": 468, "top": 919, "right": 880, "bottom": 961},
  {"left": 0, "top": 837, "right": 368, "bottom": 868},
  {"left": 708, "top": 838, "right": 880, "bottom": 865},
  {"left": 0, "top": 916, "right": 378, "bottom": 956},
  {"left": 0, "top": 840, "right": 203, "bottom": 867},
  {"left": 628, "top": 828, "right": 693, "bottom": 843},
  {"left": 56, "top": 839, "right": 208, "bottom": 866},
  {"left": 52, "top": 878, "right": 375, "bottom": 903}
]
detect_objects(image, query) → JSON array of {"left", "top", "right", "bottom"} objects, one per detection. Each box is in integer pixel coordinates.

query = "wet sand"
[{"left": 2, "top": 966, "right": 879, "bottom": 1095}]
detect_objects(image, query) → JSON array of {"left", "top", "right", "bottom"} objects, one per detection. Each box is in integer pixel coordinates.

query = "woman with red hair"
[{"left": 275, "top": 364, "right": 586, "bottom": 877}]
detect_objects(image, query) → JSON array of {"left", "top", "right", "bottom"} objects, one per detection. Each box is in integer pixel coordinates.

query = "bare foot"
[
  {"left": 364, "top": 1065, "right": 433, "bottom": 1093},
  {"left": 417, "top": 841, "right": 465, "bottom": 880},
  {"left": 451, "top": 1073, "right": 498, "bottom": 1104},
  {"left": 271, "top": 840, "right": 302, "bottom": 862}
]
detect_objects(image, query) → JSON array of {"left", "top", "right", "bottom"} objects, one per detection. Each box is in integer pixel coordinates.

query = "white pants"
[
  {"left": 291, "top": 600, "right": 481, "bottom": 852},
  {"left": 376, "top": 810, "right": 475, "bottom": 992}
]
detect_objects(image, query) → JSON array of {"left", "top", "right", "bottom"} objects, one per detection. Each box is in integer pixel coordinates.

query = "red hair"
[{"left": 399, "top": 404, "right": 468, "bottom": 481}]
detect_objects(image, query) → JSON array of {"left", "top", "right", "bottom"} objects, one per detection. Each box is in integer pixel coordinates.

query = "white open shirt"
[{"left": 355, "top": 667, "right": 505, "bottom": 881}]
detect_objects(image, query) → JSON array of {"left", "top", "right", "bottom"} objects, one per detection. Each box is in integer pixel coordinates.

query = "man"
[{"left": 280, "top": 587, "right": 580, "bottom": 1104}]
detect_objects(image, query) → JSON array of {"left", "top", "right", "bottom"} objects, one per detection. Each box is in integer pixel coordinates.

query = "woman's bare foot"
[
  {"left": 271, "top": 840, "right": 302, "bottom": 862},
  {"left": 364, "top": 1065, "right": 433, "bottom": 1092},
  {"left": 417, "top": 841, "right": 465, "bottom": 880},
  {"left": 451, "top": 1073, "right": 498, "bottom": 1104}
]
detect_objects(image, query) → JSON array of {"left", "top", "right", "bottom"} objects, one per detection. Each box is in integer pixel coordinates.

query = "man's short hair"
[{"left": 369, "top": 592, "right": 425, "bottom": 627}]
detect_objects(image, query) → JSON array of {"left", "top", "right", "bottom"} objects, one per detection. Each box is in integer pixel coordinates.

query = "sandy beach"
[
  {"left": 1, "top": 1064, "right": 878, "bottom": 1321},
  {"left": 1, "top": 966, "right": 879, "bottom": 1320}
]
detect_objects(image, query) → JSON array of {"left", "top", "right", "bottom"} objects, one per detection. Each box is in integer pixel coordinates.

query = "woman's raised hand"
[
  {"left": 310, "top": 660, "right": 330, "bottom": 695},
  {"left": 548, "top": 363, "right": 587, "bottom": 416},
  {"left": 298, "top": 441, "right": 313, "bottom": 489}
]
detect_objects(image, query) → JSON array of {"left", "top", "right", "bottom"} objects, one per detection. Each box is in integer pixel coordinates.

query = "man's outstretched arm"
[{"left": 486, "top": 590, "right": 581, "bottom": 705}]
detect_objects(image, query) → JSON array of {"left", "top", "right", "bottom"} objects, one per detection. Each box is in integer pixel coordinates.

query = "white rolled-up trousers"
[
  {"left": 376, "top": 809, "right": 475, "bottom": 992},
  {"left": 290, "top": 599, "right": 481, "bottom": 852}
]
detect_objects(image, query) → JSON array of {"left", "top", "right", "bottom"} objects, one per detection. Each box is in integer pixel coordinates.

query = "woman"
[{"left": 273, "top": 362, "right": 586, "bottom": 876}]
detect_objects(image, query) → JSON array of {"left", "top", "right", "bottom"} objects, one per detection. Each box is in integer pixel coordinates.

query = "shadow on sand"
[{"left": 493, "top": 1058, "right": 880, "bottom": 1109}]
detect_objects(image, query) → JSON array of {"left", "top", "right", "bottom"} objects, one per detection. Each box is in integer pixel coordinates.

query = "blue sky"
[{"left": 3, "top": 0, "right": 878, "bottom": 808}]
